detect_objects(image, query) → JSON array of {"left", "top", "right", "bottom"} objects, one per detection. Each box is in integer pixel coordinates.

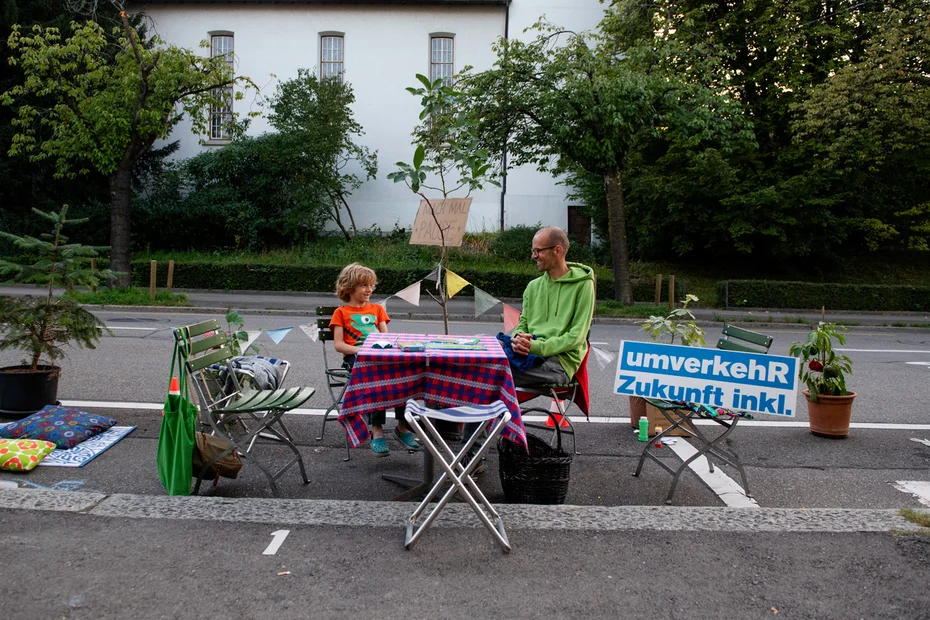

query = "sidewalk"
[{"left": 4, "top": 284, "right": 927, "bottom": 327}]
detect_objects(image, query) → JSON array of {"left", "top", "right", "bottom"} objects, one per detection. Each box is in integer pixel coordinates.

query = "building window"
[
  {"left": 430, "top": 36, "right": 453, "bottom": 86},
  {"left": 320, "top": 35, "right": 344, "bottom": 81},
  {"left": 210, "top": 33, "right": 234, "bottom": 141}
]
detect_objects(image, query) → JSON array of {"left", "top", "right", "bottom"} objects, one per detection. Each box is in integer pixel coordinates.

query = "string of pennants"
[{"left": 243, "top": 264, "right": 617, "bottom": 370}]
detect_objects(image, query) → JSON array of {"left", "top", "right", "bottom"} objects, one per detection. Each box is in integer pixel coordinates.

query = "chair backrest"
[
  {"left": 716, "top": 324, "right": 773, "bottom": 354},
  {"left": 315, "top": 306, "right": 344, "bottom": 372},
  {"left": 173, "top": 318, "right": 239, "bottom": 410}
]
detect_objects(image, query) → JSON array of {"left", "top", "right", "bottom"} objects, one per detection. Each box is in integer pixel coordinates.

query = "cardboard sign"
[
  {"left": 613, "top": 341, "right": 799, "bottom": 417},
  {"left": 409, "top": 198, "right": 471, "bottom": 247}
]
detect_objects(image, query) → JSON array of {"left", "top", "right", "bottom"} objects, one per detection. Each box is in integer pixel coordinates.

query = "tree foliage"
[
  {"left": 463, "top": 7, "right": 753, "bottom": 303},
  {"left": 1, "top": 14, "right": 257, "bottom": 285},
  {"left": 267, "top": 69, "right": 378, "bottom": 239}
]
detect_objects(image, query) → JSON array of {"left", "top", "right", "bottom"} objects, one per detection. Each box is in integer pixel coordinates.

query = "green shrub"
[
  {"left": 490, "top": 225, "right": 540, "bottom": 260},
  {"left": 719, "top": 280, "right": 930, "bottom": 311}
]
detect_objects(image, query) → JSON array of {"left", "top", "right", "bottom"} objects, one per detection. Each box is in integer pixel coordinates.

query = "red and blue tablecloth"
[{"left": 339, "top": 333, "right": 527, "bottom": 449}]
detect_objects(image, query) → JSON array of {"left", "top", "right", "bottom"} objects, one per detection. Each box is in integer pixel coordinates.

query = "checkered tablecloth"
[{"left": 339, "top": 332, "right": 527, "bottom": 449}]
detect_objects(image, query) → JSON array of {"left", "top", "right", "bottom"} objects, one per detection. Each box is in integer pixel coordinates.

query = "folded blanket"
[
  {"left": 496, "top": 332, "right": 545, "bottom": 372},
  {"left": 220, "top": 356, "right": 285, "bottom": 393}
]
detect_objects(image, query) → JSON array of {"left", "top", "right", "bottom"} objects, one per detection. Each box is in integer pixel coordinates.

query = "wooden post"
[
  {"left": 90, "top": 258, "right": 97, "bottom": 293},
  {"left": 149, "top": 260, "right": 157, "bottom": 302},
  {"left": 668, "top": 275, "right": 675, "bottom": 311},
  {"left": 654, "top": 274, "right": 663, "bottom": 306},
  {"left": 166, "top": 259, "right": 175, "bottom": 292}
]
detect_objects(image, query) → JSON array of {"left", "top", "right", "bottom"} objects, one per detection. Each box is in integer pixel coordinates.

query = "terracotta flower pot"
[
  {"left": 629, "top": 395, "right": 647, "bottom": 428},
  {"left": 804, "top": 389, "right": 856, "bottom": 438}
]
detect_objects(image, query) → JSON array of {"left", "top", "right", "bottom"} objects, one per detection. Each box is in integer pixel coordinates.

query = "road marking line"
[
  {"left": 892, "top": 481, "right": 930, "bottom": 507},
  {"left": 104, "top": 326, "right": 159, "bottom": 331},
  {"left": 910, "top": 438, "right": 930, "bottom": 447},
  {"left": 665, "top": 439, "right": 759, "bottom": 507},
  {"left": 59, "top": 401, "right": 930, "bottom": 430},
  {"left": 904, "top": 362, "right": 930, "bottom": 366},
  {"left": 839, "top": 349, "right": 930, "bottom": 353},
  {"left": 263, "top": 529, "right": 290, "bottom": 555}
]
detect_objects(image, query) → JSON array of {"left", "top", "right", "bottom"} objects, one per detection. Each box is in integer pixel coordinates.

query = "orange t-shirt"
[{"left": 329, "top": 303, "right": 390, "bottom": 347}]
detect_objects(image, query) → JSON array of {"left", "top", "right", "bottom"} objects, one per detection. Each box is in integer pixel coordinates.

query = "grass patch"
[
  {"left": 66, "top": 287, "right": 190, "bottom": 306},
  {"left": 782, "top": 316, "right": 813, "bottom": 325},
  {"left": 596, "top": 302, "right": 669, "bottom": 319},
  {"left": 900, "top": 508, "right": 930, "bottom": 529}
]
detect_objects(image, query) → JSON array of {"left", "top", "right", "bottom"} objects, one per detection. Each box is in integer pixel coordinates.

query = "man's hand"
[{"left": 511, "top": 332, "right": 532, "bottom": 356}]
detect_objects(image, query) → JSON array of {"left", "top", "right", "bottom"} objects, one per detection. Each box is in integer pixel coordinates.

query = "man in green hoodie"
[
  {"left": 510, "top": 226, "right": 595, "bottom": 386},
  {"left": 461, "top": 226, "right": 594, "bottom": 475}
]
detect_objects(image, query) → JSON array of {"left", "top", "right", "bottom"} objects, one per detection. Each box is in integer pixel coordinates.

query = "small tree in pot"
[
  {"left": 631, "top": 295, "right": 706, "bottom": 426},
  {"left": 0, "top": 206, "right": 113, "bottom": 417},
  {"left": 789, "top": 321, "right": 855, "bottom": 438}
]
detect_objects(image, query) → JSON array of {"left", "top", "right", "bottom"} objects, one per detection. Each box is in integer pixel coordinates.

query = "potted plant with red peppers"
[
  {"left": 789, "top": 321, "right": 855, "bottom": 438},
  {"left": 0, "top": 206, "right": 113, "bottom": 418}
]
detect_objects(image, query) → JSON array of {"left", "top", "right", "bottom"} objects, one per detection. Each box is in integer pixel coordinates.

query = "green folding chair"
[
  {"left": 313, "top": 306, "right": 352, "bottom": 461},
  {"left": 174, "top": 319, "right": 315, "bottom": 496}
]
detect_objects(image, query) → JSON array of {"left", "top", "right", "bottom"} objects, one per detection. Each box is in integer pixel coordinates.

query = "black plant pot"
[{"left": 0, "top": 365, "right": 60, "bottom": 419}]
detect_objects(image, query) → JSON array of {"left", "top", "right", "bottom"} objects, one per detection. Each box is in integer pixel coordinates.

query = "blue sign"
[{"left": 614, "top": 341, "right": 799, "bottom": 417}]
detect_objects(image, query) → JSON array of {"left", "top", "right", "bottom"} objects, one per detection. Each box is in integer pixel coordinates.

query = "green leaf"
[{"left": 413, "top": 145, "right": 425, "bottom": 169}]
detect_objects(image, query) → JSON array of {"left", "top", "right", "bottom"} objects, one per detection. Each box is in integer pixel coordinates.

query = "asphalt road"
[{"left": 3, "top": 300, "right": 930, "bottom": 618}]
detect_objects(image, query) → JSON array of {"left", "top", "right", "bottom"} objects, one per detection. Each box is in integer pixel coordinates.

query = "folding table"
[{"left": 339, "top": 332, "right": 527, "bottom": 500}]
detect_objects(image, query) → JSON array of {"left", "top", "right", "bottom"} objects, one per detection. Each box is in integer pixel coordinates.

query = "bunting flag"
[
  {"left": 265, "top": 327, "right": 293, "bottom": 345},
  {"left": 473, "top": 286, "right": 500, "bottom": 317},
  {"left": 503, "top": 304, "right": 522, "bottom": 334},
  {"left": 242, "top": 330, "right": 263, "bottom": 354},
  {"left": 423, "top": 264, "right": 441, "bottom": 283},
  {"left": 590, "top": 344, "right": 617, "bottom": 371},
  {"left": 445, "top": 269, "right": 470, "bottom": 298},
  {"left": 298, "top": 323, "right": 318, "bottom": 342},
  {"left": 393, "top": 281, "right": 421, "bottom": 306},
  {"left": 378, "top": 297, "right": 391, "bottom": 309}
]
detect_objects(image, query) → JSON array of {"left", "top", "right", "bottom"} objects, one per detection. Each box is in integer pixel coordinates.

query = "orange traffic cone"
[
  {"left": 545, "top": 398, "right": 571, "bottom": 428},
  {"left": 162, "top": 377, "right": 181, "bottom": 417}
]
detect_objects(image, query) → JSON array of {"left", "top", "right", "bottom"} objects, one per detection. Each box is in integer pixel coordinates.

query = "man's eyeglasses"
[{"left": 531, "top": 245, "right": 557, "bottom": 257}]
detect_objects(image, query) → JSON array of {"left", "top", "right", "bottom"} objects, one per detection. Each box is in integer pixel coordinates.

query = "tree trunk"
[
  {"left": 109, "top": 157, "right": 134, "bottom": 288},
  {"left": 604, "top": 167, "right": 633, "bottom": 305}
]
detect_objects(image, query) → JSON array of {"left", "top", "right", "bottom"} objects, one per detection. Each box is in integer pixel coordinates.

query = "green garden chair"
[{"left": 173, "top": 319, "right": 315, "bottom": 496}]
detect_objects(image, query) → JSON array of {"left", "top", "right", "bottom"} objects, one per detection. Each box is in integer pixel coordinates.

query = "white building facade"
[{"left": 133, "top": 0, "right": 607, "bottom": 239}]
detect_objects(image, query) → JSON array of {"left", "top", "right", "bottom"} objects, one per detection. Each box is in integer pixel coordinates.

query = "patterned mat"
[{"left": 0, "top": 424, "right": 135, "bottom": 468}]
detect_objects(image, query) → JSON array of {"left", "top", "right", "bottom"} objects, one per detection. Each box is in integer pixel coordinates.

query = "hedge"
[
  {"left": 130, "top": 260, "right": 685, "bottom": 303},
  {"left": 718, "top": 280, "right": 930, "bottom": 312}
]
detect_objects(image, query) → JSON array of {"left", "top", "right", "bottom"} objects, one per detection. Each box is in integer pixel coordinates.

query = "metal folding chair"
[
  {"left": 174, "top": 319, "right": 315, "bottom": 496},
  {"left": 313, "top": 306, "right": 351, "bottom": 461},
  {"left": 402, "top": 400, "right": 513, "bottom": 552},
  {"left": 634, "top": 324, "right": 773, "bottom": 504}
]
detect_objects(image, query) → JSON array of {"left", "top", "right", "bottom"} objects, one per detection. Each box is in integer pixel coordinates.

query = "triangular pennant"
[
  {"left": 445, "top": 269, "right": 469, "bottom": 298},
  {"left": 503, "top": 304, "right": 522, "bottom": 334},
  {"left": 242, "top": 330, "right": 262, "bottom": 354},
  {"left": 591, "top": 344, "right": 616, "bottom": 371},
  {"left": 393, "top": 282, "right": 421, "bottom": 306},
  {"left": 473, "top": 286, "right": 500, "bottom": 317},
  {"left": 423, "top": 264, "right": 441, "bottom": 283},
  {"left": 265, "top": 327, "right": 293, "bottom": 345},
  {"left": 298, "top": 323, "right": 318, "bottom": 342},
  {"left": 378, "top": 296, "right": 391, "bottom": 309}
]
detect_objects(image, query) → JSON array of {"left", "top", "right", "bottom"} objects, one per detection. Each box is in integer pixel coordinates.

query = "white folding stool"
[{"left": 402, "top": 399, "right": 513, "bottom": 552}]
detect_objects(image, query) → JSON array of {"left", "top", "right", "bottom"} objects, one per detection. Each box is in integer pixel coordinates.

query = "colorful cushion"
[
  {"left": 0, "top": 438, "right": 56, "bottom": 472},
  {"left": 0, "top": 406, "right": 117, "bottom": 449}
]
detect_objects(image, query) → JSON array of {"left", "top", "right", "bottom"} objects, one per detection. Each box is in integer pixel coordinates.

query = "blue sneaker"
[{"left": 393, "top": 428, "right": 421, "bottom": 451}]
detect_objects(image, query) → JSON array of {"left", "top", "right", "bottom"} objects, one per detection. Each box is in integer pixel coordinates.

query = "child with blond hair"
[{"left": 329, "top": 263, "right": 420, "bottom": 456}]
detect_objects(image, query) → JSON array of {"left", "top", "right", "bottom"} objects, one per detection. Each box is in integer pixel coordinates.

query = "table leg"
[{"left": 384, "top": 448, "right": 435, "bottom": 501}]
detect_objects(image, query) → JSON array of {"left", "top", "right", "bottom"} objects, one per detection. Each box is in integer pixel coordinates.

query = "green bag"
[{"left": 156, "top": 344, "right": 197, "bottom": 496}]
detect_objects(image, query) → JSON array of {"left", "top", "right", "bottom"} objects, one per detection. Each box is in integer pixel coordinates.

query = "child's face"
[{"left": 349, "top": 281, "right": 375, "bottom": 305}]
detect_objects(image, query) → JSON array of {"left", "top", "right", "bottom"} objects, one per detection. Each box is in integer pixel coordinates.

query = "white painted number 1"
[{"left": 263, "top": 529, "right": 290, "bottom": 555}]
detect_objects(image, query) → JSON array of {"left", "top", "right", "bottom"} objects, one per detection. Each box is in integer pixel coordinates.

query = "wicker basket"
[{"left": 498, "top": 428, "right": 572, "bottom": 505}]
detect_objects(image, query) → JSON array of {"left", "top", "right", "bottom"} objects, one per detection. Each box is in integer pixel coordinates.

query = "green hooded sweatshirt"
[{"left": 514, "top": 262, "right": 595, "bottom": 379}]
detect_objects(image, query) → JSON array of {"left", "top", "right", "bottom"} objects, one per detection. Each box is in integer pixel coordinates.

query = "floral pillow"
[
  {"left": 0, "top": 438, "right": 57, "bottom": 472},
  {"left": 0, "top": 406, "right": 117, "bottom": 449}
]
